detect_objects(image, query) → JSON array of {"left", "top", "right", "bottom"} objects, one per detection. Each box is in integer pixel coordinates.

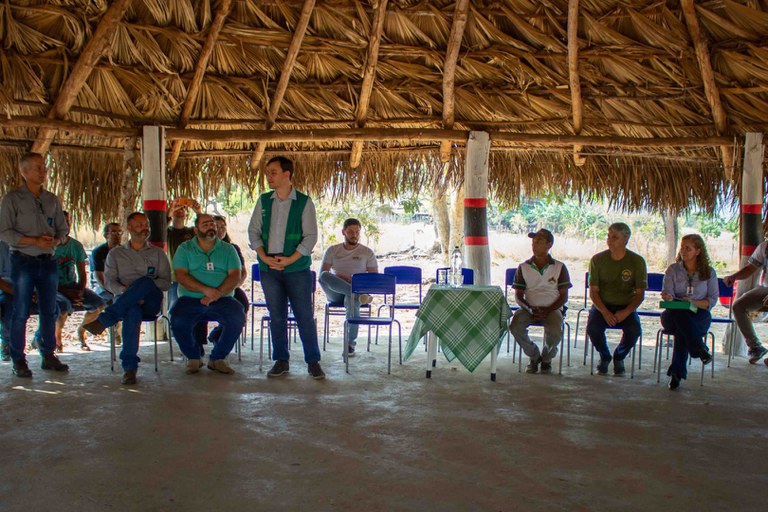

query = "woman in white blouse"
[{"left": 660, "top": 234, "right": 719, "bottom": 390}]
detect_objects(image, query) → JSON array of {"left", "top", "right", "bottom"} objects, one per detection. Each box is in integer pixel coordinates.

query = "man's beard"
[{"left": 202, "top": 229, "right": 217, "bottom": 240}]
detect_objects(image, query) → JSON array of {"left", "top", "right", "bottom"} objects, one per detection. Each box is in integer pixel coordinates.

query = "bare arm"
[{"left": 723, "top": 263, "right": 758, "bottom": 287}]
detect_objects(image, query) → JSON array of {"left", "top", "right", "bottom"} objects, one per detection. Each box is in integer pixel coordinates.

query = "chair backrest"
[
  {"left": 717, "top": 278, "right": 734, "bottom": 310},
  {"left": 384, "top": 266, "right": 422, "bottom": 303},
  {"left": 251, "top": 263, "right": 261, "bottom": 302},
  {"left": 505, "top": 268, "right": 516, "bottom": 301},
  {"left": 351, "top": 273, "right": 396, "bottom": 297},
  {"left": 646, "top": 272, "right": 665, "bottom": 292},
  {"left": 435, "top": 267, "right": 475, "bottom": 285},
  {"left": 582, "top": 271, "right": 589, "bottom": 308}
]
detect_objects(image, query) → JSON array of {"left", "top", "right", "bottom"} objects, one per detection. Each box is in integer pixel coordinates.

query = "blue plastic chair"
[
  {"left": 435, "top": 267, "right": 474, "bottom": 285},
  {"left": 249, "top": 263, "right": 268, "bottom": 351},
  {"left": 343, "top": 273, "right": 402, "bottom": 374},
  {"left": 504, "top": 267, "right": 521, "bottom": 355}
]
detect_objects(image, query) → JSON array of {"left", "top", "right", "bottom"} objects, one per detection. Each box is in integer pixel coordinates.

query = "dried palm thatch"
[{"left": 1, "top": 0, "right": 767, "bottom": 224}]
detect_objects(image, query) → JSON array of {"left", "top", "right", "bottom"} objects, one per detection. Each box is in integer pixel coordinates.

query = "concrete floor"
[{"left": 1, "top": 336, "right": 767, "bottom": 512}]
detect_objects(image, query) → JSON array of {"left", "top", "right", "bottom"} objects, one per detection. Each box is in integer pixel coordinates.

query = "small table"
[{"left": 403, "top": 284, "right": 511, "bottom": 381}]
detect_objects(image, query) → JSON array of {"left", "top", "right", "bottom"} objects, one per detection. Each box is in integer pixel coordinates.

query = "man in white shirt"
[
  {"left": 723, "top": 240, "right": 768, "bottom": 364},
  {"left": 319, "top": 218, "right": 378, "bottom": 356},
  {"left": 509, "top": 229, "right": 571, "bottom": 374}
]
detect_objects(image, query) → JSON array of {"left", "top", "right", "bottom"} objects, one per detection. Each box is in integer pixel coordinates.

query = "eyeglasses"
[{"left": 108, "top": 231, "right": 124, "bottom": 235}]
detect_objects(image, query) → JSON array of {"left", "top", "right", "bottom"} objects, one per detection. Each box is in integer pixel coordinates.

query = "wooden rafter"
[
  {"left": 349, "top": 0, "right": 389, "bottom": 169},
  {"left": 249, "top": 0, "right": 316, "bottom": 171},
  {"left": 30, "top": 0, "right": 132, "bottom": 154},
  {"left": 168, "top": 0, "right": 233, "bottom": 170},
  {"left": 567, "top": 0, "right": 585, "bottom": 166},
  {"left": 680, "top": 0, "right": 734, "bottom": 177},
  {"left": 439, "top": 0, "right": 470, "bottom": 162}
]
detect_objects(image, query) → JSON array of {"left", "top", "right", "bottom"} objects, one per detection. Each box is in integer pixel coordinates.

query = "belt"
[{"left": 12, "top": 252, "right": 53, "bottom": 260}]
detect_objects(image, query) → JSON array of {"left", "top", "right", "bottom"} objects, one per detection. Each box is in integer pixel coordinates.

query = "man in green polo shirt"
[
  {"left": 170, "top": 213, "right": 245, "bottom": 375},
  {"left": 586, "top": 222, "right": 647, "bottom": 375}
]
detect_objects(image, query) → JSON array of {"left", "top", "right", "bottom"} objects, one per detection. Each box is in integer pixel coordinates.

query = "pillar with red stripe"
[
  {"left": 141, "top": 126, "right": 168, "bottom": 249},
  {"left": 463, "top": 131, "right": 491, "bottom": 285}
]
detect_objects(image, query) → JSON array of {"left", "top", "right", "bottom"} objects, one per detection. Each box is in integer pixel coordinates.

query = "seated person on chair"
[
  {"left": 53, "top": 211, "right": 106, "bottom": 352},
  {"left": 83, "top": 212, "right": 171, "bottom": 385},
  {"left": 88, "top": 221, "right": 124, "bottom": 346},
  {"left": 0, "top": 241, "right": 15, "bottom": 361},
  {"left": 661, "top": 234, "right": 717, "bottom": 390},
  {"left": 318, "top": 217, "right": 378, "bottom": 356},
  {"left": 509, "top": 229, "right": 571, "bottom": 374},
  {"left": 170, "top": 213, "right": 245, "bottom": 376},
  {"left": 586, "top": 222, "right": 647, "bottom": 376},
  {"left": 722, "top": 238, "right": 768, "bottom": 365}
]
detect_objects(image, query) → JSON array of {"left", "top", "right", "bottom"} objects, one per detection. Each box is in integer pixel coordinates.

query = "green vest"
[{"left": 259, "top": 190, "right": 311, "bottom": 273}]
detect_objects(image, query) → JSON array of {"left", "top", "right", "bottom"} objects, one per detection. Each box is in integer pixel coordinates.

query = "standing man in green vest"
[{"left": 248, "top": 156, "right": 324, "bottom": 380}]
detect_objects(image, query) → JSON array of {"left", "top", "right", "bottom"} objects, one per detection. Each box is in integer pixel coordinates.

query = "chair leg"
[
  {"left": 638, "top": 334, "right": 643, "bottom": 370},
  {"left": 109, "top": 326, "right": 115, "bottom": 372},
  {"left": 153, "top": 319, "right": 159, "bottom": 372},
  {"left": 343, "top": 321, "right": 349, "bottom": 374},
  {"left": 630, "top": 345, "right": 635, "bottom": 379}
]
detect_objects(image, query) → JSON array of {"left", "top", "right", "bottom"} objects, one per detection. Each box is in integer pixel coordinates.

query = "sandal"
[{"left": 80, "top": 342, "right": 91, "bottom": 351}]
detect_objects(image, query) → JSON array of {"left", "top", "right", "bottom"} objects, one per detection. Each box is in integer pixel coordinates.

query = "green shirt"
[
  {"left": 173, "top": 238, "right": 241, "bottom": 299},
  {"left": 589, "top": 249, "right": 647, "bottom": 306},
  {"left": 54, "top": 237, "right": 87, "bottom": 286}
]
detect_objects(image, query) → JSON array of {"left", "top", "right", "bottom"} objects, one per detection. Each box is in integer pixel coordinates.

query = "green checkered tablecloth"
[{"left": 403, "top": 285, "right": 511, "bottom": 372}]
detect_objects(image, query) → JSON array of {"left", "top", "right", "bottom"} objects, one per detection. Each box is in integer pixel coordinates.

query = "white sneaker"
[{"left": 186, "top": 359, "right": 202, "bottom": 374}]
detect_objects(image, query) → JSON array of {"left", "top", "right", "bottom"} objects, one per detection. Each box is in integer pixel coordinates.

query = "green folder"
[{"left": 660, "top": 300, "right": 698, "bottom": 313}]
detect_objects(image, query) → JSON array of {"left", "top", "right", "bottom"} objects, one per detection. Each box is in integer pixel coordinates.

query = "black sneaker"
[
  {"left": 596, "top": 358, "right": 611, "bottom": 375},
  {"left": 747, "top": 345, "right": 768, "bottom": 364},
  {"left": 699, "top": 348, "right": 713, "bottom": 366},
  {"left": 613, "top": 359, "right": 626, "bottom": 375},
  {"left": 121, "top": 370, "right": 137, "bottom": 385},
  {"left": 540, "top": 361, "right": 552, "bottom": 374},
  {"left": 83, "top": 319, "right": 106, "bottom": 336},
  {"left": 1, "top": 346, "right": 10, "bottom": 362},
  {"left": 668, "top": 373, "right": 681, "bottom": 390},
  {"left": 267, "top": 360, "right": 290, "bottom": 378},
  {"left": 342, "top": 345, "right": 356, "bottom": 358},
  {"left": 41, "top": 352, "right": 69, "bottom": 372},
  {"left": 525, "top": 359, "right": 539, "bottom": 374},
  {"left": 308, "top": 361, "right": 326, "bottom": 380},
  {"left": 12, "top": 358, "right": 32, "bottom": 378}
]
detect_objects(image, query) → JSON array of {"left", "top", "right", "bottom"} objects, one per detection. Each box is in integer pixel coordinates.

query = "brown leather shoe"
[
  {"left": 12, "top": 358, "right": 32, "bottom": 378},
  {"left": 308, "top": 361, "right": 325, "bottom": 380},
  {"left": 83, "top": 319, "right": 106, "bottom": 336},
  {"left": 207, "top": 359, "right": 235, "bottom": 375},
  {"left": 121, "top": 370, "right": 137, "bottom": 385}
]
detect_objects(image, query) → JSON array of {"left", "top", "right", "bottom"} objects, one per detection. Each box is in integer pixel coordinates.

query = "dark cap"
[{"left": 528, "top": 228, "right": 554, "bottom": 244}]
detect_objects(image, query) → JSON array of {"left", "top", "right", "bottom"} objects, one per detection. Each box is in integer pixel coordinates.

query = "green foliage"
[
  {"left": 216, "top": 186, "right": 257, "bottom": 217},
  {"left": 315, "top": 195, "right": 382, "bottom": 246},
  {"left": 683, "top": 211, "right": 739, "bottom": 240},
  {"left": 400, "top": 195, "right": 422, "bottom": 217},
  {"left": 491, "top": 197, "right": 608, "bottom": 238}
]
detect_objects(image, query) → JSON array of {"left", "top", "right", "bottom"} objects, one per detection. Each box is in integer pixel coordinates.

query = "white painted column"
[{"left": 463, "top": 131, "right": 491, "bottom": 286}]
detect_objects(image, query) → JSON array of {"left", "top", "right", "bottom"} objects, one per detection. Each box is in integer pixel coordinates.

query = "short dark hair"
[
  {"left": 126, "top": 211, "right": 145, "bottom": 223},
  {"left": 343, "top": 218, "right": 361, "bottom": 230},
  {"left": 19, "top": 152, "right": 44, "bottom": 171},
  {"left": 266, "top": 156, "right": 294, "bottom": 180},
  {"left": 194, "top": 213, "right": 214, "bottom": 227},
  {"left": 103, "top": 222, "right": 121, "bottom": 236},
  {"left": 212, "top": 215, "right": 226, "bottom": 224}
]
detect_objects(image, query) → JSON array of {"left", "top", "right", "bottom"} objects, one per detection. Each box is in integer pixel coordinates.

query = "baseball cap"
[{"left": 528, "top": 228, "right": 554, "bottom": 244}]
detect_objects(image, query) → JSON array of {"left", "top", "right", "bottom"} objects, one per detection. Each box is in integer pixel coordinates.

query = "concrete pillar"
[
  {"left": 141, "top": 126, "right": 168, "bottom": 249},
  {"left": 140, "top": 126, "right": 168, "bottom": 340},
  {"left": 728, "top": 133, "right": 764, "bottom": 357},
  {"left": 463, "top": 131, "right": 491, "bottom": 285}
]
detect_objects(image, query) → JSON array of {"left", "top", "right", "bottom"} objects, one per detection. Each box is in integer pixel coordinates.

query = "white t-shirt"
[
  {"left": 321, "top": 243, "right": 378, "bottom": 277},
  {"left": 748, "top": 240, "right": 768, "bottom": 287}
]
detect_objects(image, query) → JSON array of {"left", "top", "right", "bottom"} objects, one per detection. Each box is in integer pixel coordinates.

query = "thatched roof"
[{"left": 1, "top": 0, "right": 767, "bottom": 221}]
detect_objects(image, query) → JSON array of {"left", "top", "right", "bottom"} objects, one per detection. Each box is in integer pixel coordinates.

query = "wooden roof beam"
[
  {"left": 681, "top": 0, "right": 734, "bottom": 178},
  {"left": 249, "top": 0, "right": 316, "bottom": 172},
  {"left": 30, "top": 0, "right": 132, "bottom": 154},
  {"left": 168, "top": 0, "right": 233, "bottom": 170},
  {"left": 567, "top": 0, "right": 586, "bottom": 167},
  {"left": 439, "top": 0, "right": 470, "bottom": 162},
  {"left": 349, "top": 0, "right": 389, "bottom": 169}
]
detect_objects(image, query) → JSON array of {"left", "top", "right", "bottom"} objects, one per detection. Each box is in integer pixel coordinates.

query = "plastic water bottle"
[{"left": 451, "top": 246, "right": 463, "bottom": 286}]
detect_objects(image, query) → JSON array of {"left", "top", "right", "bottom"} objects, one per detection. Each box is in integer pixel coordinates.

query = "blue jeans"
[
  {"left": 661, "top": 309, "right": 711, "bottom": 380},
  {"left": 208, "top": 287, "right": 248, "bottom": 343},
  {"left": 170, "top": 296, "right": 245, "bottom": 361},
  {"left": 97, "top": 276, "right": 163, "bottom": 371},
  {"left": 261, "top": 267, "right": 320, "bottom": 363},
  {"left": 0, "top": 291, "right": 13, "bottom": 352},
  {"left": 10, "top": 252, "right": 59, "bottom": 360},
  {"left": 56, "top": 283, "right": 106, "bottom": 314},
  {"left": 319, "top": 271, "right": 361, "bottom": 345},
  {"left": 586, "top": 304, "right": 642, "bottom": 362}
]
